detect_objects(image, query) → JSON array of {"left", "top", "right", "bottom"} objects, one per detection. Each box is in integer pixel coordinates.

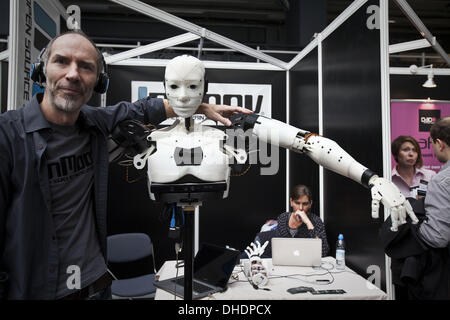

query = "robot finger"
[
  {"left": 261, "top": 241, "right": 269, "bottom": 251},
  {"left": 398, "top": 204, "right": 407, "bottom": 225},
  {"left": 390, "top": 207, "right": 399, "bottom": 232},
  {"left": 405, "top": 201, "right": 419, "bottom": 224},
  {"left": 371, "top": 199, "right": 380, "bottom": 219}
]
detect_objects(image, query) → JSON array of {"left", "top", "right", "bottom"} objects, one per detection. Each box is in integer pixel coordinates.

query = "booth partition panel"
[
  {"left": 289, "top": 48, "right": 320, "bottom": 216},
  {"left": 320, "top": 0, "right": 386, "bottom": 290}
]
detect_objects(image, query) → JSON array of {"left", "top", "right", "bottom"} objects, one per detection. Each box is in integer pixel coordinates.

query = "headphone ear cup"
[
  {"left": 30, "top": 62, "right": 46, "bottom": 86},
  {"left": 94, "top": 72, "right": 109, "bottom": 94}
]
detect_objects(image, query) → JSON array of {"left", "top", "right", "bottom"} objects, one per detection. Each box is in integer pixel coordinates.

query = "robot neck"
[{"left": 184, "top": 117, "right": 194, "bottom": 132}]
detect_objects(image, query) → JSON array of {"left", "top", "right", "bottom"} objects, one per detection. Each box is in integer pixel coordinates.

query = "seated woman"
[
  {"left": 391, "top": 135, "right": 436, "bottom": 199},
  {"left": 255, "top": 184, "right": 329, "bottom": 258}
]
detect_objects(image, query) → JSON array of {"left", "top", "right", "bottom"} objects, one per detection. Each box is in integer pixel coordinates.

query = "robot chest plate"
[{"left": 146, "top": 130, "right": 230, "bottom": 183}]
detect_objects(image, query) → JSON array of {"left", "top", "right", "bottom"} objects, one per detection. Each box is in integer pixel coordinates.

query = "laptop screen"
[{"left": 194, "top": 243, "right": 240, "bottom": 288}]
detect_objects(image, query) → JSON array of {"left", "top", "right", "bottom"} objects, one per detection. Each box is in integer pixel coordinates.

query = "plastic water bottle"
[{"left": 335, "top": 234, "right": 345, "bottom": 270}]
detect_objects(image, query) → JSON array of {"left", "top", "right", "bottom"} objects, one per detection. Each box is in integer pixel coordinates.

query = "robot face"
[{"left": 165, "top": 55, "right": 205, "bottom": 118}]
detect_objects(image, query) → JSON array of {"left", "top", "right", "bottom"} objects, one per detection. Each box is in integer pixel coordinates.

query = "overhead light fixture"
[
  {"left": 422, "top": 70, "right": 437, "bottom": 88},
  {"left": 409, "top": 64, "right": 437, "bottom": 88}
]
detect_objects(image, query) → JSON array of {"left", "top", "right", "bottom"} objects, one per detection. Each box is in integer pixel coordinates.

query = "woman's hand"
[{"left": 293, "top": 210, "right": 314, "bottom": 230}]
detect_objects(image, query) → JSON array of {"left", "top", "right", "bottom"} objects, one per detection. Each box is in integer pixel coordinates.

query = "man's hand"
[
  {"left": 196, "top": 103, "right": 253, "bottom": 126},
  {"left": 369, "top": 176, "right": 419, "bottom": 231}
]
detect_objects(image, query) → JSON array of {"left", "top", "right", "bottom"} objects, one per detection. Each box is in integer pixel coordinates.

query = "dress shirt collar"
[
  {"left": 415, "top": 166, "right": 429, "bottom": 176},
  {"left": 442, "top": 160, "right": 450, "bottom": 171},
  {"left": 392, "top": 165, "right": 427, "bottom": 178},
  {"left": 23, "top": 93, "right": 51, "bottom": 133},
  {"left": 391, "top": 166, "right": 401, "bottom": 177}
]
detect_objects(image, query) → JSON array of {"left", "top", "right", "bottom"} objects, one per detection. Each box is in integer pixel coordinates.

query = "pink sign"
[{"left": 391, "top": 100, "right": 450, "bottom": 173}]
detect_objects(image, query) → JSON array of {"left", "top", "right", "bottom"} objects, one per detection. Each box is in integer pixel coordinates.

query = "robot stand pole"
[{"left": 182, "top": 205, "right": 196, "bottom": 300}]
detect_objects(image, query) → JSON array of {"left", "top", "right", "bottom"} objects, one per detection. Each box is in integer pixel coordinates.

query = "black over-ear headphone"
[
  {"left": 94, "top": 57, "right": 109, "bottom": 94},
  {"left": 29, "top": 48, "right": 47, "bottom": 87},
  {"left": 30, "top": 46, "right": 110, "bottom": 94}
]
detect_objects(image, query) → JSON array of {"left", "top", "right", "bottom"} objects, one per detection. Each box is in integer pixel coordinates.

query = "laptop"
[
  {"left": 154, "top": 243, "right": 240, "bottom": 299},
  {"left": 271, "top": 238, "right": 322, "bottom": 267}
]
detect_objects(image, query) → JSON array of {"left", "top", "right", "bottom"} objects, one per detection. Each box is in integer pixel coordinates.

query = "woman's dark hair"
[
  {"left": 391, "top": 135, "right": 423, "bottom": 168},
  {"left": 290, "top": 184, "right": 312, "bottom": 202}
]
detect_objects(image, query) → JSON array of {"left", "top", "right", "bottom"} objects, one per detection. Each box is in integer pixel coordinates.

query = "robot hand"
[
  {"left": 244, "top": 240, "right": 269, "bottom": 287},
  {"left": 369, "top": 176, "right": 419, "bottom": 231},
  {"left": 244, "top": 240, "right": 269, "bottom": 259}
]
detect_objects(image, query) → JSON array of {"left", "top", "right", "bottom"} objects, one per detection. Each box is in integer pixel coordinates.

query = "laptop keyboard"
[{"left": 172, "top": 278, "right": 212, "bottom": 294}]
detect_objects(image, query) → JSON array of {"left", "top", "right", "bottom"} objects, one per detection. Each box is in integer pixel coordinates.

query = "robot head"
[{"left": 165, "top": 55, "right": 206, "bottom": 118}]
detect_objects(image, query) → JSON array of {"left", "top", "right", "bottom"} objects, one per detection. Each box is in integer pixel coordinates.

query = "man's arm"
[
  {"left": 93, "top": 97, "right": 253, "bottom": 135},
  {"left": 195, "top": 103, "right": 252, "bottom": 126},
  {"left": 164, "top": 99, "right": 253, "bottom": 126},
  {"left": 86, "top": 97, "right": 167, "bottom": 134},
  {"left": 419, "top": 175, "right": 450, "bottom": 248},
  {"left": 0, "top": 126, "right": 12, "bottom": 264}
]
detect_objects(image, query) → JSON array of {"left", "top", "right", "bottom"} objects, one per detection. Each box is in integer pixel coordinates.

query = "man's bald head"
[{"left": 43, "top": 31, "right": 103, "bottom": 77}]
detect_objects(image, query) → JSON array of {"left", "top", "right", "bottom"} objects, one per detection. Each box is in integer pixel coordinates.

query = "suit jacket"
[{"left": 379, "top": 198, "right": 450, "bottom": 299}]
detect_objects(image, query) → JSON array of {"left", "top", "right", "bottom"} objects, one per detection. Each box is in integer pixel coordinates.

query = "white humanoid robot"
[
  {"left": 132, "top": 55, "right": 247, "bottom": 205},
  {"left": 127, "top": 54, "right": 417, "bottom": 232}
]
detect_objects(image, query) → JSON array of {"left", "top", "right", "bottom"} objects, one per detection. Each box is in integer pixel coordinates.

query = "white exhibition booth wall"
[{"left": 3, "top": 0, "right": 449, "bottom": 299}]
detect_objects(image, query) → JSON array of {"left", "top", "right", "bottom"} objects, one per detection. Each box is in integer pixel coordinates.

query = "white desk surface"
[{"left": 154, "top": 257, "right": 388, "bottom": 300}]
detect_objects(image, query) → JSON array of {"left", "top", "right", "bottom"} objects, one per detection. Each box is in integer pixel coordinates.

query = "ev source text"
[{"left": 178, "top": 304, "right": 272, "bottom": 317}]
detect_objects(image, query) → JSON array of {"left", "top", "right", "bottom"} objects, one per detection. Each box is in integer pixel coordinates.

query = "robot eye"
[
  {"left": 170, "top": 84, "right": 178, "bottom": 89},
  {"left": 189, "top": 84, "right": 197, "bottom": 89}
]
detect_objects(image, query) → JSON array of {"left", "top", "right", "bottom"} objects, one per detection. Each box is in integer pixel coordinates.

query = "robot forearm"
[
  {"left": 252, "top": 116, "right": 310, "bottom": 151},
  {"left": 301, "top": 135, "right": 377, "bottom": 187},
  {"left": 231, "top": 113, "right": 375, "bottom": 187}
]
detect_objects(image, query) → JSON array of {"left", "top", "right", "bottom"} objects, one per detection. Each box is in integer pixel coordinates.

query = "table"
[{"left": 154, "top": 257, "right": 388, "bottom": 300}]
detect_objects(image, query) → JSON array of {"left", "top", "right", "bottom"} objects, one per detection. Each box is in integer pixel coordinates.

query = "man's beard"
[
  {"left": 56, "top": 94, "right": 80, "bottom": 113},
  {"left": 48, "top": 86, "right": 84, "bottom": 113}
]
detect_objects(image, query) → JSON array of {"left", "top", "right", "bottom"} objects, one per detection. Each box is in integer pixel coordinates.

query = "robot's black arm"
[{"left": 108, "top": 119, "right": 152, "bottom": 162}]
